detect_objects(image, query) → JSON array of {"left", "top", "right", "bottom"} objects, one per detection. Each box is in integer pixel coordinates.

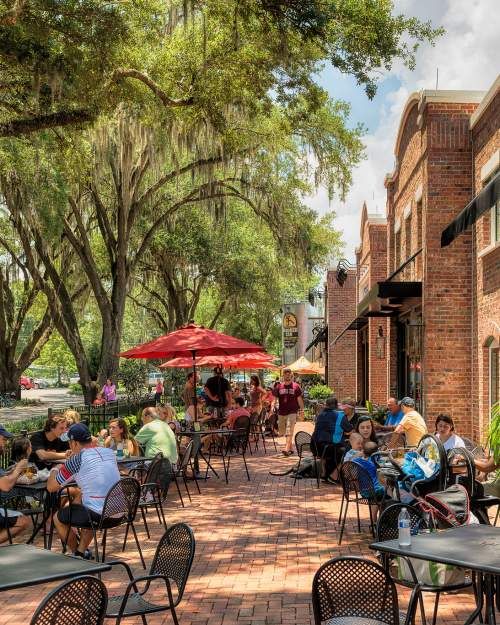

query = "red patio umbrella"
[
  {"left": 120, "top": 324, "right": 263, "bottom": 417},
  {"left": 159, "top": 351, "right": 275, "bottom": 369}
]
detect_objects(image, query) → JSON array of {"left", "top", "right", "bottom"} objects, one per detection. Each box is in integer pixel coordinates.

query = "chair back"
[
  {"left": 376, "top": 502, "right": 427, "bottom": 542},
  {"left": 461, "top": 437, "right": 486, "bottom": 458},
  {"left": 150, "top": 523, "right": 196, "bottom": 606},
  {"left": 144, "top": 453, "right": 172, "bottom": 497},
  {"left": 101, "top": 477, "right": 140, "bottom": 525},
  {"left": 312, "top": 556, "right": 399, "bottom": 625},
  {"left": 179, "top": 440, "right": 195, "bottom": 472},
  {"left": 294, "top": 431, "right": 312, "bottom": 456},
  {"left": 412, "top": 433, "right": 448, "bottom": 497},
  {"left": 447, "top": 447, "right": 476, "bottom": 496},
  {"left": 229, "top": 415, "right": 250, "bottom": 451},
  {"left": 145, "top": 453, "right": 164, "bottom": 484},
  {"left": 340, "top": 461, "right": 376, "bottom": 504},
  {"left": 30, "top": 575, "right": 107, "bottom": 625}
]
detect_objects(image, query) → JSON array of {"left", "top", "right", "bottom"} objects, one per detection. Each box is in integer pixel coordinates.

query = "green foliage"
[
  {"left": 67, "top": 383, "right": 83, "bottom": 394},
  {"left": 486, "top": 402, "right": 500, "bottom": 464},
  {"left": 118, "top": 360, "right": 148, "bottom": 400},
  {"left": 307, "top": 384, "right": 334, "bottom": 400}
]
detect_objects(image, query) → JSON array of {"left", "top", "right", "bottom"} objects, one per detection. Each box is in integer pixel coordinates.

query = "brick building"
[{"left": 321, "top": 79, "right": 500, "bottom": 438}]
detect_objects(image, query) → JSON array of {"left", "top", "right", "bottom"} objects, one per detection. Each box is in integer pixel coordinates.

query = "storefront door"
[{"left": 396, "top": 312, "right": 423, "bottom": 412}]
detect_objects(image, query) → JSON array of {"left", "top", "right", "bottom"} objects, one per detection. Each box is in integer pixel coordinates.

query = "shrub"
[{"left": 307, "top": 384, "right": 334, "bottom": 400}]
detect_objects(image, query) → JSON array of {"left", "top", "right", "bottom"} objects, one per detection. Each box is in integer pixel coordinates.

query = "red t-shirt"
[{"left": 273, "top": 382, "right": 302, "bottom": 415}]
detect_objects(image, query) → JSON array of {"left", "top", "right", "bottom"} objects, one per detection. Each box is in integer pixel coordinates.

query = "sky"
[{"left": 307, "top": 0, "right": 500, "bottom": 263}]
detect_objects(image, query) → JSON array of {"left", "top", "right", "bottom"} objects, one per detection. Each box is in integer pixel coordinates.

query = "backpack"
[{"left": 418, "top": 484, "right": 470, "bottom": 529}]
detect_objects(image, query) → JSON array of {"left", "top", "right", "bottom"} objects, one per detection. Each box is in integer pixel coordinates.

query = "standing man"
[
  {"left": 273, "top": 368, "right": 304, "bottom": 456},
  {"left": 204, "top": 367, "right": 232, "bottom": 419},
  {"left": 183, "top": 372, "right": 197, "bottom": 410},
  {"left": 0, "top": 425, "right": 30, "bottom": 543}
]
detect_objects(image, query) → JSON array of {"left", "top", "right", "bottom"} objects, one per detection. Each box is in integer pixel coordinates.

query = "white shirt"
[{"left": 437, "top": 433, "right": 465, "bottom": 451}]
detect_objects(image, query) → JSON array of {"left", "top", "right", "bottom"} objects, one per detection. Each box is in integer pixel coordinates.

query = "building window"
[
  {"left": 491, "top": 201, "right": 500, "bottom": 244},
  {"left": 395, "top": 230, "right": 401, "bottom": 270},
  {"left": 416, "top": 200, "right": 422, "bottom": 249},
  {"left": 405, "top": 214, "right": 412, "bottom": 260},
  {"left": 490, "top": 344, "right": 499, "bottom": 417}
]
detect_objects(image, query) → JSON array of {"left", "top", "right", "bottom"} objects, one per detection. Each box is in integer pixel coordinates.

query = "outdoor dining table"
[
  {"left": 178, "top": 428, "right": 236, "bottom": 478},
  {"left": 370, "top": 524, "right": 500, "bottom": 625},
  {"left": 0, "top": 543, "right": 110, "bottom": 592}
]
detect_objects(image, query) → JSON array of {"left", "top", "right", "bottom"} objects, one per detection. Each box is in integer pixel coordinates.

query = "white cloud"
[{"left": 308, "top": 0, "right": 500, "bottom": 262}]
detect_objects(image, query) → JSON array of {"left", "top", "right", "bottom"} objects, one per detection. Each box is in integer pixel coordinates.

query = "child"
[
  {"left": 343, "top": 432, "right": 364, "bottom": 462},
  {"left": 353, "top": 441, "right": 385, "bottom": 520}
]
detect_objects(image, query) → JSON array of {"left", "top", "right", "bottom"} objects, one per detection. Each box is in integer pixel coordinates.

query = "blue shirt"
[
  {"left": 312, "top": 408, "right": 353, "bottom": 445},
  {"left": 385, "top": 409, "right": 403, "bottom": 427},
  {"left": 353, "top": 457, "right": 383, "bottom": 492}
]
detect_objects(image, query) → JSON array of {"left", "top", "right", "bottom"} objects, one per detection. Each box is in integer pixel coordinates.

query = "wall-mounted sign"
[
  {"left": 283, "top": 313, "right": 297, "bottom": 328},
  {"left": 283, "top": 313, "right": 298, "bottom": 348}
]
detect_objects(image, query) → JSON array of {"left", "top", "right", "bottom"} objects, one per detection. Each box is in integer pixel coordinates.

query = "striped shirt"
[{"left": 56, "top": 447, "right": 120, "bottom": 514}]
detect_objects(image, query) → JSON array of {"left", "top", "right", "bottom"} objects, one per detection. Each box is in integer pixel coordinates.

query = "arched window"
[{"left": 485, "top": 336, "right": 499, "bottom": 420}]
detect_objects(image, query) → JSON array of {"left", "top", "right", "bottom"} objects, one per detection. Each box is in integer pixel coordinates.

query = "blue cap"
[
  {"left": 0, "top": 425, "right": 13, "bottom": 439},
  {"left": 67, "top": 423, "right": 92, "bottom": 443}
]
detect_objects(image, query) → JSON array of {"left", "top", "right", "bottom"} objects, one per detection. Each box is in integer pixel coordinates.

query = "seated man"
[
  {"left": 225, "top": 397, "right": 251, "bottom": 429},
  {"left": 135, "top": 407, "right": 179, "bottom": 466},
  {"left": 30, "top": 414, "right": 71, "bottom": 469},
  {"left": 47, "top": 423, "right": 121, "bottom": 557},
  {"left": 375, "top": 397, "right": 404, "bottom": 432},
  {"left": 392, "top": 397, "right": 427, "bottom": 447},
  {"left": 0, "top": 425, "right": 30, "bottom": 543}
]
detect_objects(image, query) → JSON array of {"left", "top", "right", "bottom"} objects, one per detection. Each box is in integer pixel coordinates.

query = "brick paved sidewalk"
[{"left": 0, "top": 442, "right": 481, "bottom": 625}]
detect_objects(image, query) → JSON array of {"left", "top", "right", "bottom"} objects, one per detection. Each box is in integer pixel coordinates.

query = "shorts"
[
  {"left": 57, "top": 504, "right": 122, "bottom": 528},
  {"left": 278, "top": 413, "right": 297, "bottom": 437},
  {"left": 0, "top": 512, "right": 19, "bottom": 529}
]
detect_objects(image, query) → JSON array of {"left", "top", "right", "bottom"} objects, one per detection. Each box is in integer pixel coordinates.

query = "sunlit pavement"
[{"left": 0, "top": 440, "right": 480, "bottom": 625}]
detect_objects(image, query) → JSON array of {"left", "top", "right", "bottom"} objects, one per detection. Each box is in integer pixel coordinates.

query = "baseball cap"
[
  {"left": 67, "top": 423, "right": 92, "bottom": 443},
  {"left": 399, "top": 397, "right": 415, "bottom": 408},
  {"left": 213, "top": 366, "right": 223, "bottom": 374},
  {"left": 0, "top": 424, "right": 13, "bottom": 439}
]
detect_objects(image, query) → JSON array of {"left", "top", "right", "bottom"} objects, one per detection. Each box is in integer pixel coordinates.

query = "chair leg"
[
  {"left": 417, "top": 591, "right": 427, "bottom": 625},
  {"left": 170, "top": 605, "right": 180, "bottom": 625},
  {"left": 355, "top": 499, "right": 361, "bottom": 532},
  {"left": 182, "top": 475, "right": 192, "bottom": 503},
  {"left": 338, "top": 499, "right": 349, "bottom": 545},
  {"left": 338, "top": 493, "right": 345, "bottom": 525},
  {"left": 140, "top": 507, "right": 150, "bottom": 539},
  {"left": 242, "top": 452, "right": 250, "bottom": 481},
  {"left": 192, "top": 471, "right": 201, "bottom": 495},
  {"left": 495, "top": 505, "right": 499, "bottom": 526},
  {"left": 269, "top": 430, "right": 278, "bottom": 452},
  {"left": 293, "top": 453, "right": 302, "bottom": 487},
  {"left": 122, "top": 522, "right": 130, "bottom": 552},
  {"left": 431, "top": 592, "right": 440, "bottom": 625},
  {"left": 172, "top": 474, "right": 185, "bottom": 507},
  {"left": 158, "top": 498, "right": 167, "bottom": 528},
  {"left": 101, "top": 529, "right": 107, "bottom": 563},
  {"left": 130, "top": 521, "right": 146, "bottom": 569},
  {"left": 221, "top": 453, "right": 229, "bottom": 484},
  {"left": 261, "top": 430, "right": 267, "bottom": 454}
]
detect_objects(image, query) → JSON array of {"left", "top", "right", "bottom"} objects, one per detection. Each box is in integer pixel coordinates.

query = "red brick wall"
[
  {"left": 471, "top": 89, "right": 500, "bottom": 442},
  {"left": 421, "top": 102, "right": 478, "bottom": 435},
  {"left": 326, "top": 269, "right": 357, "bottom": 399}
]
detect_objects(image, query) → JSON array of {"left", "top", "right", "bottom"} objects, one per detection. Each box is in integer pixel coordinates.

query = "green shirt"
[{"left": 135, "top": 419, "right": 178, "bottom": 464}]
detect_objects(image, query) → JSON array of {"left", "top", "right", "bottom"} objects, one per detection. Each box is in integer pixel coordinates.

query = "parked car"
[
  {"left": 19, "top": 376, "right": 34, "bottom": 390},
  {"left": 33, "top": 378, "right": 50, "bottom": 389}
]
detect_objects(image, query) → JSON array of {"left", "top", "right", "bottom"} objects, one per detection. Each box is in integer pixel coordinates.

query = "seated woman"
[
  {"left": 311, "top": 396, "right": 353, "bottom": 484},
  {"left": 104, "top": 418, "right": 139, "bottom": 456},
  {"left": 10, "top": 437, "right": 33, "bottom": 464},
  {"left": 434, "top": 414, "right": 465, "bottom": 451},
  {"left": 157, "top": 405, "right": 177, "bottom": 422},
  {"left": 355, "top": 417, "right": 378, "bottom": 444}
]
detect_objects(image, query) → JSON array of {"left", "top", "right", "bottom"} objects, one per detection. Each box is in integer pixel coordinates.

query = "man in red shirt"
[{"left": 273, "top": 368, "right": 304, "bottom": 455}]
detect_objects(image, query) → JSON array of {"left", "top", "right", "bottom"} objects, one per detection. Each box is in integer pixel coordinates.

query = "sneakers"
[{"left": 282, "top": 450, "right": 293, "bottom": 457}]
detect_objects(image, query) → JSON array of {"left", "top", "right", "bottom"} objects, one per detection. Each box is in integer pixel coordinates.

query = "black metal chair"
[
  {"left": 409, "top": 434, "right": 448, "bottom": 498},
  {"left": 249, "top": 408, "right": 273, "bottom": 454},
  {"left": 338, "top": 461, "right": 384, "bottom": 544},
  {"left": 293, "top": 431, "right": 320, "bottom": 488},
  {"left": 30, "top": 575, "right": 108, "bottom": 625},
  {"left": 312, "top": 555, "right": 417, "bottom": 625},
  {"left": 447, "top": 447, "right": 500, "bottom": 525},
  {"left": 63, "top": 477, "right": 145, "bottom": 569},
  {"left": 137, "top": 454, "right": 171, "bottom": 538},
  {"left": 205, "top": 415, "right": 251, "bottom": 483},
  {"left": 105, "top": 522, "right": 195, "bottom": 625},
  {"left": 376, "top": 502, "right": 474, "bottom": 625},
  {"left": 171, "top": 439, "right": 201, "bottom": 506}
]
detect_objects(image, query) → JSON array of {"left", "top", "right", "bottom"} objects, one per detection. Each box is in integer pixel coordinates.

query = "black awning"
[
  {"left": 305, "top": 325, "right": 327, "bottom": 352},
  {"left": 357, "top": 280, "right": 422, "bottom": 316},
  {"left": 331, "top": 316, "right": 367, "bottom": 346},
  {"left": 441, "top": 171, "right": 500, "bottom": 247}
]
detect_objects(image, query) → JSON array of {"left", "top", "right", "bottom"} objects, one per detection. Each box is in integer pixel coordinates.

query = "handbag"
[
  {"left": 419, "top": 484, "right": 470, "bottom": 529},
  {"left": 393, "top": 556, "right": 466, "bottom": 587}
]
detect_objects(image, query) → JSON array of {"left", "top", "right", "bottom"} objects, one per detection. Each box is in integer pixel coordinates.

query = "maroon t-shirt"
[{"left": 273, "top": 382, "right": 302, "bottom": 415}]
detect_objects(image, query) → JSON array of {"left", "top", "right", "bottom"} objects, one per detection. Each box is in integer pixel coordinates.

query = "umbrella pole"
[{"left": 192, "top": 349, "right": 198, "bottom": 422}]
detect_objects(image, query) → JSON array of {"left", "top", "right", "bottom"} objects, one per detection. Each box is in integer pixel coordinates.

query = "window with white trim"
[{"left": 491, "top": 201, "right": 500, "bottom": 244}]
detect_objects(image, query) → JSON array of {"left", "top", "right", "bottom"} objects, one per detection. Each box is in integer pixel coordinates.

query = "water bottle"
[
  {"left": 116, "top": 441, "right": 124, "bottom": 458},
  {"left": 398, "top": 507, "right": 411, "bottom": 546}
]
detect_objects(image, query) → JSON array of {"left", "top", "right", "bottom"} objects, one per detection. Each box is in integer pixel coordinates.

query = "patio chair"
[
  {"left": 312, "top": 555, "right": 418, "bottom": 625},
  {"left": 249, "top": 408, "right": 275, "bottom": 454},
  {"left": 30, "top": 575, "right": 108, "bottom": 625},
  {"left": 205, "top": 415, "right": 251, "bottom": 483},
  {"left": 409, "top": 434, "right": 448, "bottom": 498},
  {"left": 105, "top": 522, "right": 195, "bottom": 625},
  {"left": 293, "top": 431, "right": 320, "bottom": 488},
  {"left": 171, "top": 439, "right": 201, "bottom": 507},
  {"left": 338, "top": 461, "right": 384, "bottom": 544},
  {"left": 447, "top": 447, "right": 500, "bottom": 525},
  {"left": 136, "top": 454, "right": 171, "bottom": 539},
  {"left": 62, "top": 477, "right": 145, "bottom": 569},
  {"left": 376, "top": 502, "right": 474, "bottom": 625}
]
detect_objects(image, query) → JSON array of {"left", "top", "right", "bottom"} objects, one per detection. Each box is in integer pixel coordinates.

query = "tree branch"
[
  {"left": 0, "top": 109, "right": 94, "bottom": 137},
  {"left": 112, "top": 69, "right": 194, "bottom": 108}
]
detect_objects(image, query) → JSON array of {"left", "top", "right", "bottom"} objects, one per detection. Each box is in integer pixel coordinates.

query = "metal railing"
[{"left": 387, "top": 248, "right": 423, "bottom": 283}]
